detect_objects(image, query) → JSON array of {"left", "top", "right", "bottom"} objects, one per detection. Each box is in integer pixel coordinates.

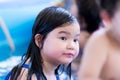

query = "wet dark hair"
[
  {"left": 9, "top": 6, "right": 78, "bottom": 80},
  {"left": 96, "top": 0, "right": 120, "bottom": 17},
  {"left": 76, "top": 0, "right": 101, "bottom": 34}
]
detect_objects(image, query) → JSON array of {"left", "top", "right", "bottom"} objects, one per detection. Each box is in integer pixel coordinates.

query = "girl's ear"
[
  {"left": 100, "top": 10, "right": 112, "bottom": 27},
  {"left": 35, "top": 34, "right": 42, "bottom": 48}
]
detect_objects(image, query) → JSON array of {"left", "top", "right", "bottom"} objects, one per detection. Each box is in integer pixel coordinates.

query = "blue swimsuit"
[{"left": 5, "top": 64, "right": 60, "bottom": 80}]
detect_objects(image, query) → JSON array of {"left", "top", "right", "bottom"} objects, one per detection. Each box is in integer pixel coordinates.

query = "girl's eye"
[
  {"left": 60, "top": 37, "right": 67, "bottom": 40},
  {"left": 74, "top": 39, "right": 78, "bottom": 42}
]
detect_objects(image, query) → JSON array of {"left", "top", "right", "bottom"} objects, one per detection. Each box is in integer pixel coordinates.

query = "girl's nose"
[{"left": 67, "top": 41, "right": 75, "bottom": 50}]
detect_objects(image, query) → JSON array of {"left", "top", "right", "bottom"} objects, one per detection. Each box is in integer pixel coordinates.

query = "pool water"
[{"left": 0, "top": 56, "right": 21, "bottom": 79}]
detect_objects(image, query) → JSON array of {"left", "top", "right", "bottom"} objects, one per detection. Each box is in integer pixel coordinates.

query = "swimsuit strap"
[
  {"left": 22, "top": 64, "right": 29, "bottom": 68},
  {"left": 56, "top": 74, "right": 60, "bottom": 80}
]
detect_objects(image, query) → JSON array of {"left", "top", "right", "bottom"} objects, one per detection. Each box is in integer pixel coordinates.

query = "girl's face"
[{"left": 41, "top": 23, "right": 80, "bottom": 65}]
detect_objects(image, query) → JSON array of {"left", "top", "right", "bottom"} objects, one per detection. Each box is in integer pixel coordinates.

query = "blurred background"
[{"left": 0, "top": 0, "right": 62, "bottom": 79}]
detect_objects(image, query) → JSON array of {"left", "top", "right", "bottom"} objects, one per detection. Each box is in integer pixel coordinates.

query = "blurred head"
[
  {"left": 96, "top": 0, "right": 120, "bottom": 17},
  {"left": 76, "top": 0, "right": 101, "bottom": 34},
  {"left": 96, "top": 0, "right": 120, "bottom": 38},
  {"left": 75, "top": 0, "right": 101, "bottom": 51}
]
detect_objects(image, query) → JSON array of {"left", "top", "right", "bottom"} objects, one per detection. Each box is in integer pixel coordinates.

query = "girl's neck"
[
  {"left": 42, "top": 60, "right": 59, "bottom": 80},
  {"left": 42, "top": 61, "right": 57, "bottom": 75}
]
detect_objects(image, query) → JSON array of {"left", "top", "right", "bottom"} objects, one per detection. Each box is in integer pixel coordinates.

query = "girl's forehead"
[{"left": 52, "top": 23, "right": 80, "bottom": 34}]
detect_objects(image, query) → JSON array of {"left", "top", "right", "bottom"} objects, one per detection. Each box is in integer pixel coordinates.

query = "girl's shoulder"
[
  {"left": 19, "top": 64, "right": 38, "bottom": 80},
  {"left": 18, "top": 66, "right": 28, "bottom": 80}
]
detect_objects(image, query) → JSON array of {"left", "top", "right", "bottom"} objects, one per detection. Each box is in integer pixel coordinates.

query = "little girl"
[{"left": 5, "top": 6, "right": 80, "bottom": 80}]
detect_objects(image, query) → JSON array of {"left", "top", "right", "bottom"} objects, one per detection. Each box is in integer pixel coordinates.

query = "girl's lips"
[{"left": 63, "top": 53, "right": 74, "bottom": 58}]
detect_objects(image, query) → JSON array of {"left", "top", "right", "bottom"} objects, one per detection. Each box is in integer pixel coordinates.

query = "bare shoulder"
[
  {"left": 18, "top": 68, "right": 37, "bottom": 80},
  {"left": 85, "top": 28, "right": 109, "bottom": 52},
  {"left": 83, "top": 28, "right": 109, "bottom": 60},
  {"left": 88, "top": 28, "right": 109, "bottom": 44},
  {"left": 78, "top": 28, "right": 109, "bottom": 79},
  {"left": 17, "top": 68, "right": 28, "bottom": 80}
]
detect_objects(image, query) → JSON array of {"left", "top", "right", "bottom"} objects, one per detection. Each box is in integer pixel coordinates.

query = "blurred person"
[
  {"left": 70, "top": 0, "right": 101, "bottom": 79},
  {"left": 76, "top": 0, "right": 101, "bottom": 50},
  {"left": 78, "top": 0, "right": 120, "bottom": 80},
  {"left": 5, "top": 6, "right": 80, "bottom": 80}
]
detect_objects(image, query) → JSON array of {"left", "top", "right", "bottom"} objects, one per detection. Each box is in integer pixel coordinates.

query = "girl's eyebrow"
[
  {"left": 58, "top": 31, "right": 80, "bottom": 37},
  {"left": 75, "top": 33, "right": 80, "bottom": 37},
  {"left": 58, "top": 31, "right": 71, "bottom": 35}
]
